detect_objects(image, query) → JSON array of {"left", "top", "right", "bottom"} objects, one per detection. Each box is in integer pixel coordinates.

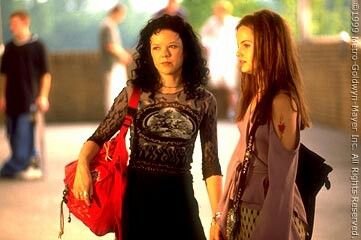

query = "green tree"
[
  {"left": 1, "top": 0, "right": 351, "bottom": 51},
  {"left": 183, "top": 0, "right": 290, "bottom": 34},
  {"left": 311, "top": 0, "right": 350, "bottom": 36},
  {"left": 183, "top": 0, "right": 350, "bottom": 39},
  {"left": 182, "top": 0, "right": 214, "bottom": 34}
]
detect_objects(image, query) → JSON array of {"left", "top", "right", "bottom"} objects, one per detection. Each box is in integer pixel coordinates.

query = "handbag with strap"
[
  {"left": 225, "top": 120, "right": 259, "bottom": 240},
  {"left": 224, "top": 119, "right": 333, "bottom": 240},
  {"left": 297, "top": 143, "right": 332, "bottom": 240},
  {"left": 58, "top": 87, "right": 141, "bottom": 240}
]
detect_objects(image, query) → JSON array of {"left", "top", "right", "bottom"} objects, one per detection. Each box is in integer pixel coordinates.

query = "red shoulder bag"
[{"left": 59, "top": 87, "right": 141, "bottom": 240}]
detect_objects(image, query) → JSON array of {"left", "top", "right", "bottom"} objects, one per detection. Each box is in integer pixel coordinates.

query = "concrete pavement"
[{"left": 0, "top": 122, "right": 357, "bottom": 240}]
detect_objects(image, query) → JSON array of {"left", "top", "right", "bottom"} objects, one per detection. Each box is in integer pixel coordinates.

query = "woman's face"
[
  {"left": 150, "top": 29, "right": 184, "bottom": 79},
  {"left": 236, "top": 25, "right": 254, "bottom": 74}
]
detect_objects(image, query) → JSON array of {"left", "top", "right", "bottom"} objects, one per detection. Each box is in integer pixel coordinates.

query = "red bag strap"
[
  {"left": 121, "top": 87, "right": 141, "bottom": 128},
  {"left": 128, "top": 87, "right": 141, "bottom": 109},
  {"left": 113, "top": 87, "right": 141, "bottom": 165}
]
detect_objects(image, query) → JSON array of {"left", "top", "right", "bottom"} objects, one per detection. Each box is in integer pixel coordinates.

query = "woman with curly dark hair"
[
  {"left": 132, "top": 13, "right": 209, "bottom": 96},
  {"left": 72, "top": 15, "right": 222, "bottom": 240}
]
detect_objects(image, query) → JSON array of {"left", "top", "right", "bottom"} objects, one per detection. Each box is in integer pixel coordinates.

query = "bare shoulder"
[
  {"left": 272, "top": 92, "right": 298, "bottom": 115},
  {"left": 271, "top": 92, "right": 299, "bottom": 150}
]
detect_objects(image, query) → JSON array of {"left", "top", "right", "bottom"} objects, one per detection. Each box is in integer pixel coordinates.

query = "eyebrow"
[
  {"left": 150, "top": 36, "right": 181, "bottom": 44},
  {"left": 240, "top": 40, "right": 253, "bottom": 44},
  {"left": 150, "top": 40, "right": 181, "bottom": 46}
]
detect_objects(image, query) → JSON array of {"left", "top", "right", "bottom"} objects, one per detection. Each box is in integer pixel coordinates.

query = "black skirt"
[{"left": 122, "top": 168, "right": 206, "bottom": 240}]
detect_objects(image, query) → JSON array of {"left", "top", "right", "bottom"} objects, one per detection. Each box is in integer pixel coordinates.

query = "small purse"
[
  {"left": 225, "top": 121, "right": 258, "bottom": 240},
  {"left": 224, "top": 120, "right": 333, "bottom": 240},
  {"left": 58, "top": 87, "right": 141, "bottom": 240}
]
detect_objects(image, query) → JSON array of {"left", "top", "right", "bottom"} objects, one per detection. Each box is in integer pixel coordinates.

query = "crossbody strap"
[
  {"left": 112, "top": 87, "right": 141, "bottom": 165},
  {"left": 121, "top": 87, "right": 141, "bottom": 128},
  {"left": 233, "top": 119, "right": 259, "bottom": 204}
]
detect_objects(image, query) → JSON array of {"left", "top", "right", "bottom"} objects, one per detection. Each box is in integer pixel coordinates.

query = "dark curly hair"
[{"left": 130, "top": 14, "right": 209, "bottom": 97}]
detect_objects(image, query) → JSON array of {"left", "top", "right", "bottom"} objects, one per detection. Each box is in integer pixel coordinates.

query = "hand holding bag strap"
[{"left": 58, "top": 88, "right": 141, "bottom": 239}]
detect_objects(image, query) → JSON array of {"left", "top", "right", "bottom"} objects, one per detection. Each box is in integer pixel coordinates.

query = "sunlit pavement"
[{"left": 0, "top": 122, "right": 357, "bottom": 240}]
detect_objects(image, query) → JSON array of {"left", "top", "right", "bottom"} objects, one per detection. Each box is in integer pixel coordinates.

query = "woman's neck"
[{"left": 159, "top": 75, "right": 183, "bottom": 93}]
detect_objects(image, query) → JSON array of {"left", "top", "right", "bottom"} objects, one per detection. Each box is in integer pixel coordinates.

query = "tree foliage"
[
  {"left": 0, "top": 0, "right": 351, "bottom": 51},
  {"left": 183, "top": 0, "right": 350, "bottom": 39},
  {"left": 311, "top": 0, "right": 350, "bottom": 36}
]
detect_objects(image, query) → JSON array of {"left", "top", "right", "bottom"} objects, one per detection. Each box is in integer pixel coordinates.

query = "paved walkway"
[{"left": 0, "top": 122, "right": 357, "bottom": 240}]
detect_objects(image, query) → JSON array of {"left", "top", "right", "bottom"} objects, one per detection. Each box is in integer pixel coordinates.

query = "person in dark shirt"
[
  {"left": 72, "top": 15, "right": 222, "bottom": 240},
  {"left": 0, "top": 10, "right": 51, "bottom": 180}
]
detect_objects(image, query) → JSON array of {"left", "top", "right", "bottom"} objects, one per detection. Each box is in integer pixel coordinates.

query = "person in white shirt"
[
  {"left": 201, "top": 0, "right": 240, "bottom": 120},
  {"left": 99, "top": 4, "right": 132, "bottom": 113}
]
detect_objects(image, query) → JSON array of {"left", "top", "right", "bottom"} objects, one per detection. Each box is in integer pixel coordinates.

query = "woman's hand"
[
  {"left": 209, "top": 220, "right": 223, "bottom": 240},
  {"left": 72, "top": 161, "right": 93, "bottom": 206},
  {"left": 72, "top": 141, "right": 100, "bottom": 206},
  {"left": 205, "top": 175, "right": 223, "bottom": 240}
]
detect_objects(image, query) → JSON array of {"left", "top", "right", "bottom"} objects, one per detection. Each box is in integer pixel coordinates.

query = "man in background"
[
  {"left": 0, "top": 10, "right": 51, "bottom": 180},
  {"left": 201, "top": 0, "right": 239, "bottom": 120},
  {"left": 99, "top": 4, "right": 132, "bottom": 113}
]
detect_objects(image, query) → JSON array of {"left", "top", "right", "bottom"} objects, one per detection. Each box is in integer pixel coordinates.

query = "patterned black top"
[{"left": 89, "top": 86, "right": 221, "bottom": 179}]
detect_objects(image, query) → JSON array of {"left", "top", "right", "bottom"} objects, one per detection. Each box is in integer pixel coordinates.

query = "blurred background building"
[
  {"left": 0, "top": 0, "right": 358, "bottom": 131},
  {"left": 0, "top": 1, "right": 359, "bottom": 240}
]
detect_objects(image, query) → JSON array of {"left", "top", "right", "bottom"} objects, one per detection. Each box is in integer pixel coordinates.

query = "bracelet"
[{"left": 212, "top": 211, "right": 222, "bottom": 222}]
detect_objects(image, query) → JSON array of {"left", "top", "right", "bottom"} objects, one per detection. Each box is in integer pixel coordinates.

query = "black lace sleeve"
[
  {"left": 88, "top": 87, "right": 128, "bottom": 146},
  {"left": 200, "top": 92, "right": 222, "bottom": 179}
]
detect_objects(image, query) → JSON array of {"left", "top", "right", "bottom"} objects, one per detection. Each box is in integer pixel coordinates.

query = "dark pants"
[
  {"left": 0, "top": 113, "right": 35, "bottom": 176},
  {"left": 122, "top": 169, "right": 207, "bottom": 240}
]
